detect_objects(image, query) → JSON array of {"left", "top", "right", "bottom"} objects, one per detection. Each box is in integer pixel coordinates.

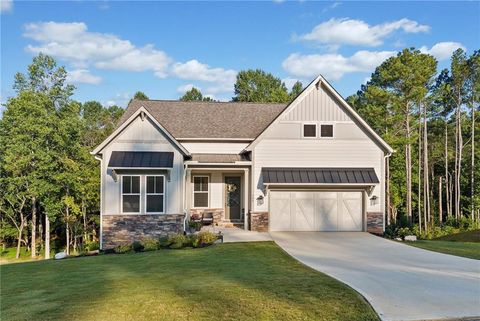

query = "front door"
[{"left": 225, "top": 176, "right": 241, "bottom": 220}]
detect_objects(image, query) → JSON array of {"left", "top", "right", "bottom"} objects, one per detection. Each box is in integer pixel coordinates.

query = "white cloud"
[
  {"left": 0, "top": 0, "right": 13, "bottom": 13},
  {"left": 322, "top": 1, "right": 341, "bottom": 13},
  {"left": 171, "top": 60, "right": 237, "bottom": 95},
  {"left": 298, "top": 18, "right": 430, "bottom": 47},
  {"left": 66, "top": 69, "right": 102, "bottom": 85},
  {"left": 104, "top": 92, "right": 131, "bottom": 107},
  {"left": 176, "top": 83, "right": 196, "bottom": 93},
  {"left": 282, "top": 50, "right": 396, "bottom": 80},
  {"left": 282, "top": 77, "right": 302, "bottom": 90},
  {"left": 24, "top": 21, "right": 171, "bottom": 76},
  {"left": 420, "top": 42, "right": 466, "bottom": 61}
]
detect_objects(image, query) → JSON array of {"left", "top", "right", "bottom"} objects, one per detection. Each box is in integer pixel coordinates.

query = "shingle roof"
[
  {"left": 108, "top": 151, "right": 174, "bottom": 168},
  {"left": 119, "top": 100, "right": 287, "bottom": 139},
  {"left": 262, "top": 168, "right": 379, "bottom": 184},
  {"left": 190, "top": 153, "right": 251, "bottom": 163}
]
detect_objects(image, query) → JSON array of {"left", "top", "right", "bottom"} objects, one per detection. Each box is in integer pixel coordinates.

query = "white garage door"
[{"left": 269, "top": 191, "right": 363, "bottom": 232}]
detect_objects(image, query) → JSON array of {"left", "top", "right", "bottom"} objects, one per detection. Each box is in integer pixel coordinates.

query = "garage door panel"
[
  {"left": 315, "top": 198, "right": 338, "bottom": 231},
  {"left": 269, "top": 191, "right": 363, "bottom": 232},
  {"left": 293, "top": 196, "right": 315, "bottom": 231}
]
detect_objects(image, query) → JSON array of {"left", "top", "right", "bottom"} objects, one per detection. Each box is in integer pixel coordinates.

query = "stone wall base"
[
  {"left": 250, "top": 212, "right": 269, "bottom": 232},
  {"left": 102, "top": 214, "right": 184, "bottom": 249},
  {"left": 366, "top": 212, "right": 384, "bottom": 235},
  {"left": 189, "top": 208, "right": 223, "bottom": 224}
]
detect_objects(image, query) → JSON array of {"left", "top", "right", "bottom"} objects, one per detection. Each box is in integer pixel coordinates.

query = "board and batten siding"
[
  {"left": 101, "top": 116, "right": 184, "bottom": 216},
  {"left": 180, "top": 142, "right": 249, "bottom": 154},
  {"left": 251, "top": 84, "right": 385, "bottom": 216}
]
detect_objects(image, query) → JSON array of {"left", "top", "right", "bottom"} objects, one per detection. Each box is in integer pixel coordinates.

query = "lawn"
[
  {"left": 406, "top": 230, "right": 480, "bottom": 260},
  {"left": 0, "top": 242, "right": 378, "bottom": 321}
]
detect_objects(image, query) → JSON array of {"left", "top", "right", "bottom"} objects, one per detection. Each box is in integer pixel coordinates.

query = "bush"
[
  {"left": 168, "top": 234, "right": 188, "bottom": 249},
  {"left": 141, "top": 238, "right": 159, "bottom": 251},
  {"left": 85, "top": 240, "right": 99, "bottom": 251},
  {"left": 192, "top": 231, "right": 218, "bottom": 248},
  {"left": 114, "top": 244, "right": 132, "bottom": 254},
  {"left": 131, "top": 241, "right": 144, "bottom": 252},
  {"left": 158, "top": 236, "right": 171, "bottom": 248}
]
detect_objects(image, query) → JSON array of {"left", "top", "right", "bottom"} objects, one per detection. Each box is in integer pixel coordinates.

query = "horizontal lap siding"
[{"left": 180, "top": 142, "right": 249, "bottom": 154}]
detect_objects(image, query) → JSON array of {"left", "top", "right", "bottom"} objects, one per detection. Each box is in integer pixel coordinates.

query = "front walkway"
[
  {"left": 201, "top": 226, "right": 272, "bottom": 243},
  {"left": 271, "top": 231, "right": 480, "bottom": 321}
]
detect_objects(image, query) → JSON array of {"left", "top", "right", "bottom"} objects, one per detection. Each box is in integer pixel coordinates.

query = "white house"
[{"left": 92, "top": 75, "right": 393, "bottom": 249}]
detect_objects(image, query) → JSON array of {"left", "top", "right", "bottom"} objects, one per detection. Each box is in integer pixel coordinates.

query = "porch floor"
[{"left": 201, "top": 226, "right": 272, "bottom": 243}]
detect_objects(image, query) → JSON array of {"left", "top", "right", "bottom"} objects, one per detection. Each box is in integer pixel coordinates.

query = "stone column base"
[
  {"left": 249, "top": 212, "right": 269, "bottom": 232},
  {"left": 366, "top": 212, "right": 384, "bottom": 235}
]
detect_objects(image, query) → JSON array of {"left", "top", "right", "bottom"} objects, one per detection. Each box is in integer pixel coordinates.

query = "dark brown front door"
[{"left": 225, "top": 176, "right": 241, "bottom": 220}]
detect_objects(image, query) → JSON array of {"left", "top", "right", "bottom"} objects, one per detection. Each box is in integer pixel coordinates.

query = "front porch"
[{"left": 185, "top": 165, "right": 250, "bottom": 230}]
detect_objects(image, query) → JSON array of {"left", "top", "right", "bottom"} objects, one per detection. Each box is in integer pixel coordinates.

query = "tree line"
[{"left": 348, "top": 48, "right": 479, "bottom": 235}]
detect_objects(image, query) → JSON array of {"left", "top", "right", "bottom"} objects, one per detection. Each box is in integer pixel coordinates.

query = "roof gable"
[{"left": 245, "top": 75, "right": 394, "bottom": 154}]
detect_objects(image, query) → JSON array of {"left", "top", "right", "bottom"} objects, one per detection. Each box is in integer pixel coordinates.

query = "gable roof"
[
  {"left": 119, "top": 100, "right": 287, "bottom": 139},
  {"left": 244, "top": 75, "right": 394, "bottom": 154}
]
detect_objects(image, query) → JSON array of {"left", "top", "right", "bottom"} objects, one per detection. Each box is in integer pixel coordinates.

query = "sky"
[{"left": 1, "top": 1, "right": 479, "bottom": 108}]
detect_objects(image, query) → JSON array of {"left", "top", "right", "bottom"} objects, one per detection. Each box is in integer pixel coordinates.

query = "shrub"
[
  {"left": 141, "top": 238, "right": 159, "bottom": 251},
  {"left": 85, "top": 240, "right": 99, "bottom": 251},
  {"left": 114, "top": 244, "right": 132, "bottom": 254},
  {"left": 168, "top": 234, "right": 188, "bottom": 249},
  {"left": 158, "top": 236, "right": 171, "bottom": 248},
  {"left": 397, "top": 227, "right": 413, "bottom": 240},
  {"left": 131, "top": 241, "right": 144, "bottom": 252},
  {"left": 192, "top": 231, "right": 218, "bottom": 248}
]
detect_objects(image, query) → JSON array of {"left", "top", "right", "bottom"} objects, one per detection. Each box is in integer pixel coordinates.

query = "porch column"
[{"left": 244, "top": 168, "right": 249, "bottom": 231}]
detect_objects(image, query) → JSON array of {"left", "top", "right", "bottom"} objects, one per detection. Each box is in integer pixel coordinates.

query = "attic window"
[
  {"left": 303, "top": 124, "right": 317, "bottom": 138},
  {"left": 320, "top": 124, "right": 334, "bottom": 138}
]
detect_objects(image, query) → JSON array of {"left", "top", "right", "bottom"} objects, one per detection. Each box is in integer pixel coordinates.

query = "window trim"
[
  {"left": 145, "top": 175, "right": 166, "bottom": 214},
  {"left": 192, "top": 175, "right": 210, "bottom": 209},
  {"left": 302, "top": 122, "right": 317, "bottom": 139},
  {"left": 319, "top": 123, "right": 334, "bottom": 139},
  {"left": 121, "top": 175, "right": 141, "bottom": 214}
]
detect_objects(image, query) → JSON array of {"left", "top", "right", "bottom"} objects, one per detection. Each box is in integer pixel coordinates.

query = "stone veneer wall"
[
  {"left": 250, "top": 212, "right": 269, "bottom": 232},
  {"left": 102, "top": 214, "right": 184, "bottom": 249},
  {"left": 189, "top": 208, "right": 223, "bottom": 224},
  {"left": 366, "top": 212, "right": 384, "bottom": 235}
]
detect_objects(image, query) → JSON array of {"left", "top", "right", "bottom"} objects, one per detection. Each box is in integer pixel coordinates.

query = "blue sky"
[{"left": 1, "top": 1, "right": 478, "bottom": 108}]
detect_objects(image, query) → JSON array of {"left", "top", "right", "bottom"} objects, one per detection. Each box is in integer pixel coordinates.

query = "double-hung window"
[
  {"left": 146, "top": 176, "right": 165, "bottom": 213},
  {"left": 122, "top": 176, "right": 140, "bottom": 213},
  {"left": 193, "top": 176, "right": 209, "bottom": 208}
]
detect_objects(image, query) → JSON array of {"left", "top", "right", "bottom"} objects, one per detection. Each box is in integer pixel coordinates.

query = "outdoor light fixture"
[
  {"left": 256, "top": 195, "right": 264, "bottom": 206},
  {"left": 370, "top": 195, "right": 378, "bottom": 206}
]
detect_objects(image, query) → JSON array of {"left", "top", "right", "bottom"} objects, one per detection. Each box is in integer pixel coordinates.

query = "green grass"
[
  {"left": 434, "top": 229, "right": 480, "bottom": 242},
  {"left": 0, "top": 242, "right": 378, "bottom": 321},
  {"left": 407, "top": 239, "right": 480, "bottom": 260},
  {"left": 0, "top": 247, "right": 55, "bottom": 265}
]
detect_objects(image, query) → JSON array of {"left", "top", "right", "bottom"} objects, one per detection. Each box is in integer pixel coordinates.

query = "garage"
[
  {"left": 262, "top": 167, "right": 379, "bottom": 232},
  {"left": 269, "top": 191, "right": 363, "bottom": 231}
]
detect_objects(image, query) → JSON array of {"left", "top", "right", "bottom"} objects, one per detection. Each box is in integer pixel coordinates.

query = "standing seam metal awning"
[
  {"left": 262, "top": 167, "right": 379, "bottom": 184},
  {"left": 108, "top": 151, "right": 174, "bottom": 168}
]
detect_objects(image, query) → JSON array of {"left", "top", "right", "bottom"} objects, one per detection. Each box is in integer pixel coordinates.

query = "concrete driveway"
[{"left": 271, "top": 232, "right": 480, "bottom": 321}]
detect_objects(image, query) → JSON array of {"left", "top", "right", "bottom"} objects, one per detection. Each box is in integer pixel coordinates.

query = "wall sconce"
[
  {"left": 256, "top": 195, "right": 264, "bottom": 206},
  {"left": 370, "top": 195, "right": 378, "bottom": 206}
]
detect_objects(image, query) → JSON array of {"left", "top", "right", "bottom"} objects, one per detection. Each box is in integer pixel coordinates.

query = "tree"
[
  {"left": 180, "top": 87, "right": 214, "bottom": 101},
  {"left": 13, "top": 53, "right": 74, "bottom": 107},
  {"left": 133, "top": 91, "right": 149, "bottom": 100},
  {"left": 350, "top": 49, "right": 437, "bottom": 226},
  {"left": 233, "top": 69, "right": 290, "bottom": 103},
  {"left": 290, "top": 81, "right": 303, "bottom": 101}
]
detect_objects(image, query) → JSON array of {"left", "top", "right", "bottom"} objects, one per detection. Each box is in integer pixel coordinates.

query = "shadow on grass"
[{"left": 1, "top": 242, "right": 378, "bottom": 321}]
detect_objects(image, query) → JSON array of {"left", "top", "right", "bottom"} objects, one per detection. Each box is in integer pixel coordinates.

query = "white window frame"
[
  {"left": 319, "top": 123, "right": 334, "bottom": 139},
  {"left": 302, "top": 122, "right": 317, "bottom": 139},
  {"left": 192, "top": 175, "right": 209, "bottom": 208},
  {"left": 145, "top": 175, "right": 166, "bottom": 214},
  {"left": 121, "top": 175, "right": 141, "bottom": 214}
]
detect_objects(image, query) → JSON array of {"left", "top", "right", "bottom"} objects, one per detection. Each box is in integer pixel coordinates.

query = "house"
[{"left": 92, "top": 75, "right": 393, "bottom": 249}]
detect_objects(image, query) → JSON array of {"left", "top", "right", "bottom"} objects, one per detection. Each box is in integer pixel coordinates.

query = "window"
[
  {"left": 193, "top": 176, "right": 209, "bottom": 208},
  {"left": 146, "top": 176, "right": 165, "bottom": 213},
  {"left": 320, "top": 124, "right": 334, "bottom": 138},
  {"left": 303, "top": 124, "right": 317, "bottom": 138},
  {"left": 122, "top": 176, "right": 140, "bottom": 213}
]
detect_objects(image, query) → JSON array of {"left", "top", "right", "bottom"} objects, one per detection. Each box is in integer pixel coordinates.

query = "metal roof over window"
[
  {"left": 108, "top": 151, "right": 174, "bottom": 168},
  {"left": 262, "top": 167, "right": 379, "bottom": 185}
]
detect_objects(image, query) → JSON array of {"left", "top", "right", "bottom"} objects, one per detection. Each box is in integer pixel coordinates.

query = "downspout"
[{"left": 182, "top": 163, "right": 188, "bottom": 234}]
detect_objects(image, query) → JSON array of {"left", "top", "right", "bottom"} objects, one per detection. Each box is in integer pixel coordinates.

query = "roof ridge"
[{"left": 130, "top": 99, "right": 287, "bottom": 105}]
